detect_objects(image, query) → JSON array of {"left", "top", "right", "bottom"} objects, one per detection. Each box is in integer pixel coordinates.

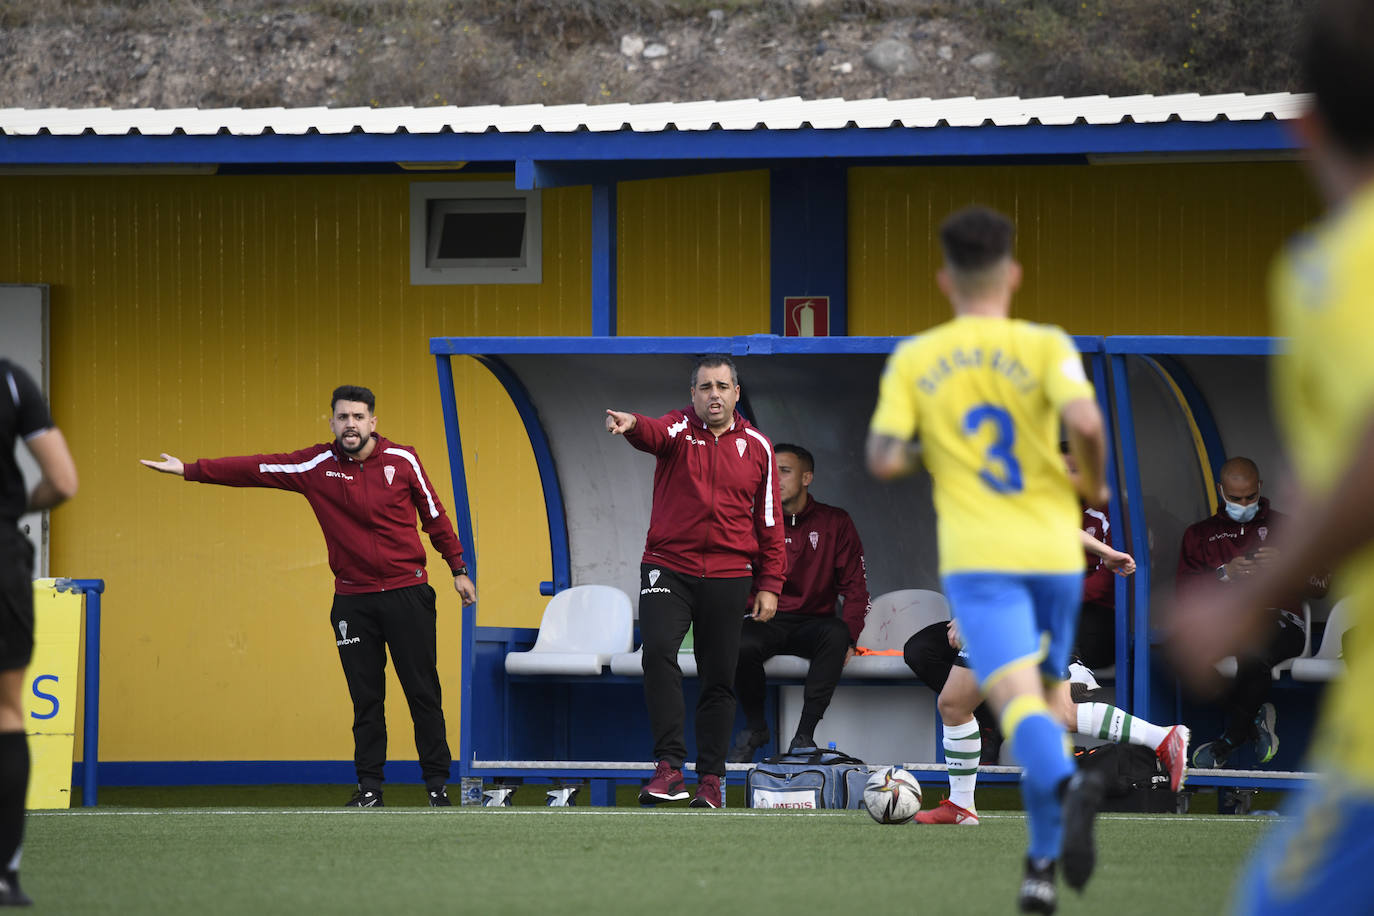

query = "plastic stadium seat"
[
  {"left": 505, "top": 585, "right": 634, "bottom": 676},
  {"left": 1292, "top": 598, "right": 1353, "bottom": 682},
  {"left": 1215, "top": 603, "right": 1312, "bottom": 680},
  {"left": 844, "top": 589, "right": 952, "bottom": 678}
]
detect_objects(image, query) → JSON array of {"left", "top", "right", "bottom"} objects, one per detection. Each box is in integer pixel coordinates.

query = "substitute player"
[
  {"left": 1168, "top": 2, "right": 1374, "bottom": 911},
  {"left": 867, "top": 206, "right": 1110, "bottom": 914}
]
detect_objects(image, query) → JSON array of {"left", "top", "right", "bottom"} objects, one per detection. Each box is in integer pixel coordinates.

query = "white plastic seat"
[
  {"left": 1215, "top": 603, "right": 1312, "bottom": 680},
  {"left": 505, "top": 585, "right": 634, "bottom": 676},
  {"left": 1292, "top": 598, "right": 1353, "bottom": 682},
  {"left": 845, "top": 589, "right": 951, "bottom": 678}
]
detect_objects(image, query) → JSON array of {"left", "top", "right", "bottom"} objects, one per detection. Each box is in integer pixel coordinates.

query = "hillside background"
[{"left": 1, "top": 0, "right": 1307, "bottom": 110}]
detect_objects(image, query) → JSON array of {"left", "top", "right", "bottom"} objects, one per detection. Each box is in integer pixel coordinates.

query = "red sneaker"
[
  {"left": 689, "top": 773, "right": 722, "bottom": 809},
  {"left": 1156, "top": 725, "right": 1191, "bottom": 792},
  {"left": 639, "top": 761, "right": 688, "bottom": 804},
  {"left": 913, "top": 798, "right": 980, "bottom": 825}
]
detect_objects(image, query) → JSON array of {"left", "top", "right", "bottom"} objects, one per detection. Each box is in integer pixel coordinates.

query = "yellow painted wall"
[
  {"left": 848, "top": 162, "right": 1320, "bottom": 336},
  {"left": 617, "top": 170, "right": 771, "bottom": 335},
  {"left": 0, "top": 173, "right": 588, "bottom": 762}
]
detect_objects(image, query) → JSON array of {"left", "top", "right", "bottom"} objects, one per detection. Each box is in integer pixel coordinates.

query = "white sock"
[
  {"left": 1075, "top": 702, "right": 1169, "bottom": 750},
  {"left": 943, "top": 718, "right": 981, "bottom": 811}
]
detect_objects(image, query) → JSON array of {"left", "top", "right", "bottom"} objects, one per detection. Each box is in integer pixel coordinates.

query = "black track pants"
[
  {"left": 735, "top": 613, "right": 851, "bottom": 734},
  {"left": 638, "top": 565, "right": 752, "bottom": 777},
  {"left": 331, "top": 583, "right": 451, "bottom": 788}
]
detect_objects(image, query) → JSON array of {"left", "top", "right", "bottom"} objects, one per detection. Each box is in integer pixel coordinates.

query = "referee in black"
[{"left": 1, "top": 358, "right": 79, "bottom": 906}]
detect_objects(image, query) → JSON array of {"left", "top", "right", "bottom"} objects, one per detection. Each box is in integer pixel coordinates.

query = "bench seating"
[
  {"left": 1291, "top": 598, "right": 1352, "bottom": 682},
  {"left": 504, "top": 585, "right": 634, "bottom": 676}
]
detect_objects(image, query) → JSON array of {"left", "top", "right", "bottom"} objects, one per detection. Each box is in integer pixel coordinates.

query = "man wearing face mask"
[{"left": 1176, "top": 456, "right": 1329, "bottom": 768}]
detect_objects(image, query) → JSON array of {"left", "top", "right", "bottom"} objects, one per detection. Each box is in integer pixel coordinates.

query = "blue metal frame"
[
  {"left": 0, "top": 120, "right": 1298, "bottom": 166},
  {"left": 470, "top": 355, "right": 571, "bottom": 597},
  {"left": 1104, "top": 337, "right": 1284, "bottom": 357},
  {"left": 69, "top": 578, "right": 104, "bottom": 806},
  {"left": 591, "top": 182, "right": 617, "bottom": 336},
  {"left": 431, "top": 334, "right": 1103, "bottom": 357},
  {"left": 1090, "top": 357, "right": 1133, "bottom": 693},
  {"left": 434, "top": 356, "right": 477, "bottom": 575}
]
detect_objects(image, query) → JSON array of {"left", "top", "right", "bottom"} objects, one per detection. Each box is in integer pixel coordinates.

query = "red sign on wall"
[{"left": 783, "top": 296, "right": 830, "bottom": 337}]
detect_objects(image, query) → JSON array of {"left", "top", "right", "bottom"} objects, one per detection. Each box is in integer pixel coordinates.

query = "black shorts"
[{"left": 0, "top": 526, "right": 35, "bottom": 670}]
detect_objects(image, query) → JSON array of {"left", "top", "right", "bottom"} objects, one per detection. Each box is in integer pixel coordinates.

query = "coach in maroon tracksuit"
[
  {"left": 605, "top": 355, "right": 786, "bottom": 810},
  {"left": 1177, "top": 456, "right": 1327, "bottom": 768},
  {"left": 727, "top": 443, "right": 870, "bottom": 761},
  {"left": 141, "top": 385, "right": 475, "bottom": 808}
]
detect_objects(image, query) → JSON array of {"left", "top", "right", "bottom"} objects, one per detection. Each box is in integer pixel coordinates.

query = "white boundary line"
[{"left": 31, "top": 808, "right": 1280, "bottom": 822}]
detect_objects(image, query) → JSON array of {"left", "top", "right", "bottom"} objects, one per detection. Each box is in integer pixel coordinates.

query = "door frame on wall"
[{"left": 0, "top": 283, "right": 51, "bottom": 577}]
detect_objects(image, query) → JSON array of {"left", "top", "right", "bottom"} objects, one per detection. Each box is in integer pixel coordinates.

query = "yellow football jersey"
[
  {"left": 1271, "top": 182, "right": 1374, "bottom": 785},
  {"left": 870, "top": 315, "right": 1095, "bottom": 575}
]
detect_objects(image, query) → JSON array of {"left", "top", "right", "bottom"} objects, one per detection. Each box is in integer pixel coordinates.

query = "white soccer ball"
[{"left": 863, "top": 766, "right": 923, "bottom": 824}]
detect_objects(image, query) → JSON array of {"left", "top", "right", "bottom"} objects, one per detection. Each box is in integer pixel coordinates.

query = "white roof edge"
[{"left": 0, "top": 92, "right": 1309, "bottom": 138}]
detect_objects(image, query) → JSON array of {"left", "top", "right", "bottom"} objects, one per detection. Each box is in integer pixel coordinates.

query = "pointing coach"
[{"left": 141, "top": 384, "right": 475, "bottom": 808}]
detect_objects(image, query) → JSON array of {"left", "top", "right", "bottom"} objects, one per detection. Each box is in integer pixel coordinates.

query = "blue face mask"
[{"left": 1223, "top": 499, "right": 1259, "bottom": 524}]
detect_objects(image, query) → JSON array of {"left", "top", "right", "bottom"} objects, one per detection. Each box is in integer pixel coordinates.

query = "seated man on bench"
[{"left": 728, "top": 444, "right": 872, "bottom": 760}]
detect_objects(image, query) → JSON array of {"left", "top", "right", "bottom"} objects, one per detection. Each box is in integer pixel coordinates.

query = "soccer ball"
[{"left": 863, "top": 766, "right": 922, "bottom": 824}]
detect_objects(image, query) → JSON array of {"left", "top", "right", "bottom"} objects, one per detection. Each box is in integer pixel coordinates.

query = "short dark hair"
[
  {"left": 774, "top": 443, "right": 814, "bottom": 473},
  {"left": 691, "top": 355, "right": 738, "bottom": 388},
  {"left": 939, "top": 206, "right": 1015, "bottom": 272},
  {"left": 1304, "top": 0, "right": 1374, "bottom": 156},
  {"left": 331, "top": 385, "right": 376, "bottom": 414}
]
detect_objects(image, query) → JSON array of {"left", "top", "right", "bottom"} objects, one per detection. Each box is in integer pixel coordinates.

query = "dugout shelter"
[{"left": 0, "top": 92, "right": 1323, "bottom": 792}]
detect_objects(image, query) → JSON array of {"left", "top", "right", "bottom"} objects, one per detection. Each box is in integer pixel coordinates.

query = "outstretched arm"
[
  {"left": 140, "top": 453, "right": 185, "bottom": 476},
  {"left": 1081, "top": 529, "right": 1135, "bottom": 576}
]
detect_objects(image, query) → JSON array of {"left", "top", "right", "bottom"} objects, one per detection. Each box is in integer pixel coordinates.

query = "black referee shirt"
[{"left": 0, "top": 359, "right": 51, "bottom": 524}]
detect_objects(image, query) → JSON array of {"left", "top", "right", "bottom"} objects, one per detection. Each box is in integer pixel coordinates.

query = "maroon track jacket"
[
  {"left": 626, "top": 407, "right": 787, "bottom": 594},
  {"left": 1175, "top": 497, "right": 1327, "bottom": 616},
  {"left": 772, "top": 496, "right": 871, "bottom": 644},
  {"left": 184, "top": 434, "right": 465, "bottom": 595}
]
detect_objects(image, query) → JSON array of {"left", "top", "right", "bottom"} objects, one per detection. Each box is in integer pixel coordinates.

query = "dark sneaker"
[
  {"left": 788, "top": 733, "right": 817, "bottom": 752},
  {"left": 428, "top": 786, "right": 452, "bottom": 807},
  {"left": 1060, "top": 770, "right": 1106, "bottom": 892},
  {"left": 638, "top": 760, "right": 688, "bottom": 804},
  {"left": 1018, "top": 857, "right": 1057, "bottom": 914},
  {"left": 0, "top": 873, "right": 32, "bottom": 907},
  {"left": 1192, "top": 738, "right": 1233, "bottom": 769},
  {"left": 1254, "top": 702, "right": 1279, "bottom": 763},
  {"left": 1155, "top": 725, "right": 1191, "bottom": 792},
  {"left": 345, "top": 786, "right": 384, "bottom": 808},
  {"left": 727, "top": 728, "right": 771, "bottom": 763},
  {"left": 689, "top": 773, "right": 723, "bottom": 809}
]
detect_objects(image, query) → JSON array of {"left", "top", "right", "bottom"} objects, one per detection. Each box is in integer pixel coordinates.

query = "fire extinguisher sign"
[{"left": 783, "top": 296, "right": 830, "bottom": 337}]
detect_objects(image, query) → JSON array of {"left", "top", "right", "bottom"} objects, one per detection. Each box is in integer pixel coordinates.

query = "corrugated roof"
[{"left": 0, "top": 92, "right": 1308, "bottom": 137}]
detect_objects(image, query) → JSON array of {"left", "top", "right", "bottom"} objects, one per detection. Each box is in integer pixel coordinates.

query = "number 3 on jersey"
[{"left": 963, "top": 404, "right": 1023, "bottom": 494}]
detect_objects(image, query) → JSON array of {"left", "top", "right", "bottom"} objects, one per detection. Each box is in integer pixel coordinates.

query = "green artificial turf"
[{"left": 27, "top": 804, "right": 1269, "bottom": 915}]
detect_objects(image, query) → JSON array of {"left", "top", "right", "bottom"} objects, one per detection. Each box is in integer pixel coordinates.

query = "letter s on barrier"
[{"left": 30, "top": 675, "right": 58, "bottom": 721}]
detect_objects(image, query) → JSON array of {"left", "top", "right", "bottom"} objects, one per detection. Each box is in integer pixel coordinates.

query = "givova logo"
[
  {"left": 337, "top": 620, "right": 361, "bottom": 646},
  {"left": 642, "top": 568, "right": 672, "bottom": 596}
]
